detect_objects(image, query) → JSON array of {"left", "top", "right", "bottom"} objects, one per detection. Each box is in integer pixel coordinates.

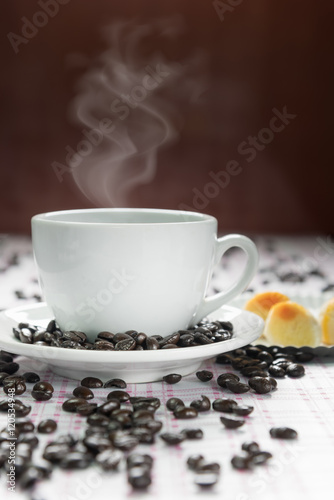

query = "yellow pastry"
[
  {"left": 319, "top": 297, "right": 334, "bottom": 345},
  {"left": 244, "top": 292, "right": 290, "bottom": 321},
  {"left": 264, "top": 301, "right": 321, "bottom": 347}
]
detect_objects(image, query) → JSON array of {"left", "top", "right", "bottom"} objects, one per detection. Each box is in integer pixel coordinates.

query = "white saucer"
[{"left": 0, "top": 303, "right": 264, "bottom": 383}]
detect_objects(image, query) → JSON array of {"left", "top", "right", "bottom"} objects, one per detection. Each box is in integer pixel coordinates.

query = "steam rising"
[{"left": 69, "top": 19, "right": 206, "bottom": 207}]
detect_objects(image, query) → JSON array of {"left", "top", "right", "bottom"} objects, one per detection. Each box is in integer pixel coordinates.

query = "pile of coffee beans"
[{"left": 12, "top": 319, "right": 234, "bottom": 351}]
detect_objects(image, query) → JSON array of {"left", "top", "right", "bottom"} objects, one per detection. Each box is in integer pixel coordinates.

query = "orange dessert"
[
  {"left": 319, "top": 297, "right": 334, "bottom": 345},
  {"left": 244, "top": 291, "right": 290, "bottom": 321}
]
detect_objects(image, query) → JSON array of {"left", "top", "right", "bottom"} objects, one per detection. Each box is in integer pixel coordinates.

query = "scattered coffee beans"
[
  {"left": 162, "top": 373, "right": 182, "bottom": 384},
  {"left": 270, "top": 427, "right": 298, "bottom": 439}
]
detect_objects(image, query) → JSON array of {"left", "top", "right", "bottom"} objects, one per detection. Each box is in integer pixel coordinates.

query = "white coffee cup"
[{"left": 31, "top": 208, "right": 258, "bottom": 341}]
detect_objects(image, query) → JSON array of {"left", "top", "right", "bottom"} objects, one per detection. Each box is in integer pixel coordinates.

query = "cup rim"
[{"left": 31, "top": 208, "right": 217, "bottom": 226}]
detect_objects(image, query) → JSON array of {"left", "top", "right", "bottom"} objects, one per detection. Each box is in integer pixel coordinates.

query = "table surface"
[{"left": 0, "top": 234, "right": 334, "bottom": 500}]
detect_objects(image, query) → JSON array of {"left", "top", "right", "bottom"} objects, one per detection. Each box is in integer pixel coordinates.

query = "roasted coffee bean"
[
  {"left": 245, "top": 346, "right": 262, "bottom": 358},
  {"left": 115, "top": 338, "right": 136, "bottom": 351},
  {"left": 286, "top": 363, "right": 305, "bottom": 378},
  {"left": 196, "top": 370, "right": 213, "bottom": 382},
  {"left": 194, "top": 332, "right": 214, "bottom": 345},
  {"left": 194, "top": 471, "right": 219, "bottom": 487},
  {"left": 0, "top": 372, "right": 9, "bottom": 386},
  {"left": 242, "top": 369, "right": 268, "bottom": 378},
  {"left": 16, "top": 419, "right": 35, "bottom": 434},
  {"left": 270, "top": 427, "right": 298, "bottom": 439},
  {"left": 138, "top": 419, "right": 163, "bottom": 434},
  {"left": 242, "top": 441, "right": 260, "bottom": 453},
  {"left": 31, "top": 390, "right": 52, "bottom": 401},
  {"left": 43, "top": 442, "right": 72, "bottom": 463},
  {"left": 0, "top": 351, "right": 13, "bottom": 363},
  {"left": 166, "top": 397, "right": 185, "bottom": 411},
  {"left": 22, "top": 372, "right": 40, "bottom": 383},
  {"left": 97, "top": 399, "right": 120, "bottom": 415},
  {"left": 187, "top": 453, "right": 205, "bottom": 470},
  {"left": 18, "top": 432, "right": 39, "bottom": 448},
  {"left": 96, "top": 448, "right": 123, "bottom": 470},
  {"left": 249, "top": 451, "right": 273, "bottom": 465},
  {"left": 190, "top": 395, "right": 211, "bottom": 412},
  {"left": 87, "top": 413, "right": 110, "bottom": 427},
  {"left": 33, "top": 381, "right": 54, "bottom": 392},
  {"left": 131, "top": 428, "right": 155, "bottom": 444},
  {"left": 2, "top": 400, "right": 31, "bottom": 417},
  {"left": 97, "top": 331, "right": 115, "bottom": 342},
  {"left": 267, "top": 377, "right": 277, "bottom": 390},
  {"left": 127, "top": 465, "right": 152, "bottom": 489},
  {"left": 81, "top": 377, "right": 103, "bottom": 388},
  {"left": 3, "top": 378, "right": 26, "bottom": 395},
  {"left": 62, "top": 397, "right": 88, "bottom": 412},
  {"left": 174, "top": 406, "right": 198, "bottom": 419},
  {"left": 0, "top": 362, "right": 19, "bottom": 375},
  {"left": 127, "top": 453, "right": 153, "bottom": 470},
  {"left": 55, "top": 434, "right": 78, "bottom": 447},
  {"left": 159, "top": 332, "right": 180, "bottom": 347},
  {"left": 257, "top": 351, "right": 274, "bottom": 363},
  {"left": 231, "top": 454, "right": 252, "bottom": 470},
  {"left": 111, "top": 431, "right": 139, "bottom": 451},
  {"left": 212, "top": 398, "right": 238, "bottom": 413},
  {"left": 131, "top": 396, "right": 161, "bottom": 410},
  {"left": 225, "top": 380, "right": 250, "bottom": 394},
  {"left": 59, "top": 451, "right": 93, "bottom": 469},
  {"left": 38, "top": 419, "right": 57, "bottom": 434},
  {"left": 104, "top": 378, "right": 127, "bottom": 389},
  {"left": 160, "top": 432, "right": 186, "bottom": 445},
  {"left": 248, "top": 376, "right": 272, "bottom": 394},
  {"left": 107, "top": 390, "right": 130, "bottom": 402},
  {"left": 77, "top": 403, "right": 98, "bottom": 416},
  {"left": 73, "top": 386, "right": 94, "bottom": 399},
  {"left": 218, "top": 321, "right": 233, "bottom": 332},
  {"left": 214, "top": 329, "right": 233, "bottom": 341},
  {"left": 163, "top": 373, "right": 182, "bottom": 384},
  {"left": 93, "top": 341, "right": 115, "bottom": 350},
  {"left": 178, "top": 334, "right": 195, "bottom": 347},
  {"left": 83, "top": 435, "right": 112, "bottom": 454},
  {"left": 196, "top": 462, "right": 221, "bottom": 473},
  {"left": 295, "top": 351, "right": 314, "bottom": 362},
  {"left": 145, "top": 337, "right": 160, "bottom": 350},
  {"left": 220, "top": 415, "right": 245, "bottom": 429},
  {"left": 181, "top": 428, "right": 203, "bottom": 440},
  {"left": 161, "top": 344, "right": 178, "bottom": 349},
  {"left": 232, "top": 405, "right": 254, "bottom": 416},
  {"left": 268, "top": 365, "right": 286, "bottom": 378}
]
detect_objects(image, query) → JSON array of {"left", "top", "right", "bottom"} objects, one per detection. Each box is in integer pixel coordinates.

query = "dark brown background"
[{"left": 1, "top": 0, "right": 333, "bottom": 234}]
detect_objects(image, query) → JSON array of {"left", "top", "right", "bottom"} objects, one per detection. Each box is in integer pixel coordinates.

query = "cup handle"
[{"left": 190, "top": 234, "right": 258, "bottom": 326}]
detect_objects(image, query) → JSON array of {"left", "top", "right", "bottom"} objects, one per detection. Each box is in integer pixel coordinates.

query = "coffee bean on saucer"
[
  {"left": 38, "top": 419, "right": 57, "bottom": 434},
  {"left": 196, "top": 370, "right": 213, "bottom": 382},
  {"left": 73, "top": 386, "right": 94, "bottom": 399},
  {"left": 163, "top": 374, "right": 182, "bottom": 384},
  {"left": 220, "top": 415, "right": 245, "bottom": 429},
  {"left": 115, "top": 338, "right": 136, "bottom": 351},
  {"left": 190, "top": 395, "right": 211, "bottom": 412},
  {"left": 286, "top": 363, "right": 305, "bottom": 378},
  {"left": 104, "top": 378, "right": 127, "bottom": 389},
  {"left": 81, "top": 377, "right": 103, "bottom": 388},
  {"left": 270, "top": 427, "right": 298, "bottom": 439},
  {"left": 145, "top": 337, "right": 160, "bottom": 350},
  {"left": 22, "top": 372, "right": 40, "bottom": 383}
]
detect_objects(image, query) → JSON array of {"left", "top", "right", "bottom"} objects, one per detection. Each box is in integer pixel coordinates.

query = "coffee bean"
[
  {"left": 249, "top": 451, "right": 273, "bottom": 465},
  {"left": 194, "top": 471, "right": 219, "bottom": 487},
  {"left": 196, "top": 370, "right": 213, "bottom": 382},
  {"left": 96, "top": 449, "right": 123, "bottom": 470},
  {"left": 73, "top": 386, "right": 94, "bottom": 399},
  {"left": 241, "top": 441, "right": 260, "bottom": 453},
  {"left": 0, "top": 362, "right": 19, "bottom": 375},
  {"left": 127, "top": 465, "right": 152, "bottom": 489},
  {"left": 217, "top": 372, "right": 240, "bottom": 388},
  {"left": 59, "top": 451, "right": 93, "bottom": 469},
  {"left": 22, "top": 372, "right": 40, "bottom": 383},
  {"left": 107, "top": 390, "right": 130, "bottom": 402},
  {"left": 190, "top": 395, "right": 211, "bottom": 412},
  {"left": 197, "top": 462, "right": 221, "bottom": 473},
  {"left": 0, "top": 351, "right": 13, "bottom": 363},
  {"left": 83, "top": 435, "right": 113, "bottom": 454},
  {"left": 232, "top": 405, "right": 254, "bottom": 416},
  {"left": 43, "top": 442, "right": 72, "bottom": 463},
  {"left": 97, "top": 399, "right": 120, "bottom": 415},
  {"left": 220, "top": 415, "right": 245, "bottom": 429},
  {"left": 38, "top": 419, "right": 57, "bottom": 434},
  {"left": 187, "top": 454, "right": 205, "bottom": 470},
  {"left": 231, "top": 454, "right": 252, "bottom": 470},
  {"left": 166, "top": 397, "right": 185, "bottom": 411},
  {"left": 104, "top": 378, "right": 127, "bottom": 389},
  {"left": 62, "top": 397, "right": 88, "bottom": 412},
  {"left": 3, "top": 377, "right": 26, "bottom": 395},
  {"left": 0, "top": 372, "right": 9, "bottom": 386},
  {"left": 163, "top": 373, "right": 182, "bottom": 384},
  {"left": 145, "top": 337, "right": 160, "bottom": 350},
  {"left": 268, "top": 365, "right": 286, "bottom": 378},
  {"left": 212, "top": 398, "right": 238, "bottom": 413},
  {"left": 76, "top": 403, "right": 98, "bottom": 416},
  {"left": 81, "top": 377, "right": 103, "bottom": 388},
  {"left": 127, "top": 453, "right": 153, "bottom": 470},
  {"left": 270, "top": 427, "right": 298, "bottom": 439},
  {"left": 174, "top": 406, "right": 198, "bottom": 419},
  {"left": 31, "top": 390, "right": 53, "bottom": 401},
  {"left": 18, "top": 432, "right": 39, "bottom": 448},
  {"left": 16, "top": 419, "right": 35, "bottom": 434},
  {"left": 295, "top": 351, "right": 314, "bottom": 362},
  {"left": 225, "top": 380, "right": 250, "bottom": 394},
  {"left": 87, "top": 413, "right": 110, "bottom": 427},
  {"left": 248, "top": 376, "right": 272, "bottom": 394},
  {"left": 181, "top": 428, "right": 203, "bottom": 440},
  {"left": 111, "top": 431, "right": 139, "bottom": 451},
  {"left": 160, "top": 432, "right": 186, "bottom": 445},
  {"left": 267, "top": 377, "right": 278, "bottom": 390},
  {"left": 286, "top": 363, "right": 305, "bottom": 378},
  {"left": 159, "top": 332, "right": 180, "bottom": 347},
  {"left": 131, "top": 428, "right": 155, "bottom": 444},
  {"left": 115, "top": 338, "right": 136, "bottom": 351}
]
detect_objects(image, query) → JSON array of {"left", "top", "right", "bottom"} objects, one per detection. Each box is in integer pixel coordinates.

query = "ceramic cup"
[{"left": 31, "top": 208, "right": 258, "bottom": 341}]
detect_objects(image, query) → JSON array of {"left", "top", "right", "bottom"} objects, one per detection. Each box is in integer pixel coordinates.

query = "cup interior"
[{"left": 32, "top": 208, "right": 215, "bottom": 225}]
